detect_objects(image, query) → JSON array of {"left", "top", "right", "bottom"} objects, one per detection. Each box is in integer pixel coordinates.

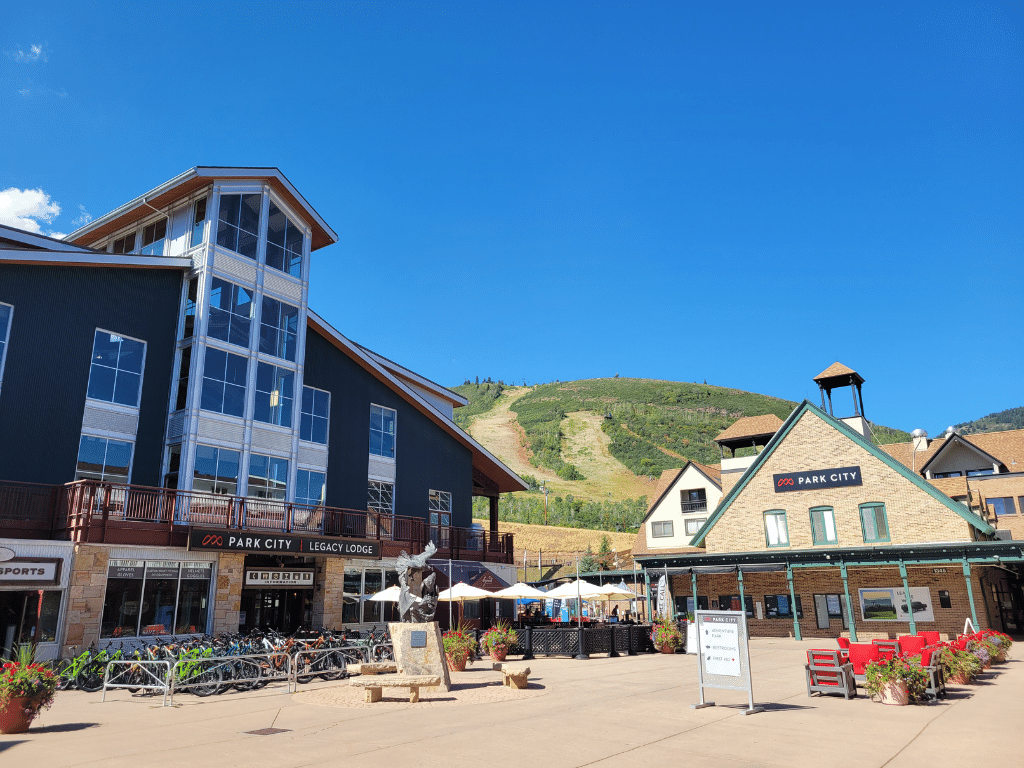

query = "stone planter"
[
  {"left": 446, "top": 654, "right": 468, "bottom": 672},
  {"left": 0, "top": 697, "right": 40, "bottom": 734},
  {"left": 489, "top": 647, "right": 508, "bottom": 662},
  {"left": 877, "top": 681, "right": 909, "bottom": 706},
  {"left": 947, "top": 671, "right": 972, "bottom": 685}
]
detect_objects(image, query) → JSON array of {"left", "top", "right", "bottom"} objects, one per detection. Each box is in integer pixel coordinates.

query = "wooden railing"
[
  {"left": 37, "top": 480, "right": 514, "bottom": 563},
  {"left": 0, "top": 481, "right": 59, "bottom": 538}
]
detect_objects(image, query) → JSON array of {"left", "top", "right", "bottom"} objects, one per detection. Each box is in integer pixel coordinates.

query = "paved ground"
[{"left": 2, "top": 638, "right": 1020, "bottom": 767}]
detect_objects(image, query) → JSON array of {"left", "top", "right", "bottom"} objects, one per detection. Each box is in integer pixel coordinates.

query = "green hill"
[{"left": 954, "top": 406, "right": 1024, "bottom": 435}]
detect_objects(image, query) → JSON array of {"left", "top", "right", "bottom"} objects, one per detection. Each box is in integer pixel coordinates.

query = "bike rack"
[
  {"left": 167, "top": 651, "right": 292, "bottom": 706},
  {"left": 290, "top": 648, "right": 349, "bottom": 686},
  {"left": 101, "top": 660, "right": 173, "bottom": 707}
]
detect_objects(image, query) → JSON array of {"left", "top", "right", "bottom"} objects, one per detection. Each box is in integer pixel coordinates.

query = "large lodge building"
[
  {"left": 0, "top": 167, "right": 526, "bottom": 659},
  {"left": 634, "top": 363, "right": 1024, "bottom": 640}
]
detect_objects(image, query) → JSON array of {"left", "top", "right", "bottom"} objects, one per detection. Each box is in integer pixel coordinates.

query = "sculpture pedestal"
[{"left": 389, "top": 622, "right": 451, "bottom": 692}]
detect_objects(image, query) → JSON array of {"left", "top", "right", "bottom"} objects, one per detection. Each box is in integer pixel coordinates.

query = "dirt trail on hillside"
[{"left": 464, "top": 388, "right": 658, "bottom": 502}]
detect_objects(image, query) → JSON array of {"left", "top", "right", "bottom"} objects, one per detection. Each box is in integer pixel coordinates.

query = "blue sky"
[{"left": 1, "top": 2, "right": 1020, "bottom": 435}]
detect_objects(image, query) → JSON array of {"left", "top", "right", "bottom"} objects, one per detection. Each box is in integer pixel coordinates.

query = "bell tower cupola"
[{"left": 813, "top": 362, "right": 870, "bottom": 440}]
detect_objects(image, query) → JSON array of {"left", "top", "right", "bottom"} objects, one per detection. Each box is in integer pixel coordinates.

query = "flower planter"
[
  {"left": 660, "top": 645, "right": 676, "bottom": 654},
  {"left": 446, "top": 654, "right": 468, "bottom": 672},
  {"left": 947, "top": 672, "right": 972, "bottom": 685},
  {"left": 0, "top": 697, "right": 39, "bottom": 734},
  {"left": 877, "top": 681, "right": 909, "bottom": 706},
  {"left": 489, "top": 647, "right": 508, "bottom": 662}
]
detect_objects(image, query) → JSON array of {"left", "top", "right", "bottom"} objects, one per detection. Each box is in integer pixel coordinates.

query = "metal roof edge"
[{"left": 0, "top": 250, "right": 192, "bottom": 269}]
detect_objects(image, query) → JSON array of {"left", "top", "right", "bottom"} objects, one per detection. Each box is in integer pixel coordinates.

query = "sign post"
[{"left": 691, "top": 610, "right": 762, "bottom": 715}]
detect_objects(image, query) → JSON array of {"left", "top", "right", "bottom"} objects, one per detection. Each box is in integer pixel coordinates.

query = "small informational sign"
[
  {"left": 826, "top": 594, "right": 843, "bottom": 616},
  {"left": 692, "top": 610, "right": 762, "bottom": 715},
  {"left": 773, "top": 466, "right": 862, "bottom": 493},
  {"left": 108, "top": 559, "right": 145, "bottom": 579},
  {"left": 411, "top": 631, "right": 427, "bottom": 648},
  {"left": 181, "top": 562, "right": 213, "bottom": 580},
  {"left": 145, "top": 562, "right": 180, "bottom": 580},
  {"left": 244, "top": 569, "right": 315, "bottom": 588},
  {"left": 0, "top": 559, "right": 61, "bottom": 585}
]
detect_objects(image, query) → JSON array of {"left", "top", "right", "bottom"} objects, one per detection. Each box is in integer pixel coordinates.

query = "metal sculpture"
[{"left": 397, "top": 541, "right": 439, "bottom": 623}]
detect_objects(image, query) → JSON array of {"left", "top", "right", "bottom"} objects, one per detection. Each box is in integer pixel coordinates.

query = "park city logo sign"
[{"left": 772, "top": 466, "right": 862, "bottom": 493}]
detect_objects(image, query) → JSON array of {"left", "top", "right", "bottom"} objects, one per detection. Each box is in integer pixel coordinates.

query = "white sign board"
[
  {"left": 692, "top": 610, "right": 762, "bottom": 715},
  {"left": 244, "top": 569, "right": 314, "bottom": 587},
  {"left": 0, "top": 561, "right": 59, "bottom": 583},
  {"left": 703, "top": 617, "right": 741, "bottom": 676}
]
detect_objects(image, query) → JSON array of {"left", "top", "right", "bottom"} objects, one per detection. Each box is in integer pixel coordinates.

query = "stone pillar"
[
  {"left": 63, "top": 544, "right": 109, "bottom": 654},
  {"left": 312, "top": 557, "right": 347, "bottom": 630},
  {"left": 212, "top": 553, "right": 244, "bottom": 634}
]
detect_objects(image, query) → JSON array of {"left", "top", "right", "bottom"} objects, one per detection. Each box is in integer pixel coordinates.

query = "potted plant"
[
  {"left": 652, "top": 617, "right": 683, "bottom": 654},
  {"left": 480, "top": 622, "right": 517, "bottom": 662},
  {"left": 0, "top": 645, "right": 59, "bottom": 734},
  {"left": 935, "top": 645, "right": 981, "bottom": 685},
  {"left": 442, "top": 623, "right": 478, "bottom": 672},
  {"left": 863, "top": 655, "right": 928, "bottom": 705}
]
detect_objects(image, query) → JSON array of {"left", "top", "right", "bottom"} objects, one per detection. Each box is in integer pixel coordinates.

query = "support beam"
[
  {"left": 839, "top": 561, "right": 858, "bottom": 642},
  {"left": 962, "top": 559, "right": 979, "bottom": 628},
  {"left": 691, "top": 571, "right": 698, "bottom": 619},
  {"left": 643, "top": 569, "right": 652, "bottom": 623},
  {"left": 488, "top": 495, "right": 499, "bottom": 534},
  {"left": 786, "top": 564, "right": 802, "bottom": 641},
  {"left": 737, "top": 569, "right": 746, "bottom": 617},
  {"left": 899, "top": 561, "right": 916, "bottom": 635}
]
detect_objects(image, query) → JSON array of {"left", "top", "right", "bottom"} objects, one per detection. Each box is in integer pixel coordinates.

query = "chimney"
[{"left": 911, "top": 428, "right": 929, "bottom": 452}]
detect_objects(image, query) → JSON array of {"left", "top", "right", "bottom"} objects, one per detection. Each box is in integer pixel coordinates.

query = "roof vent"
[
  {"left": 945, "top": 425, "right": 957, "bottom": 438},
  {"left": 912, "top": 429, "right": 929, "bottom": 452}
]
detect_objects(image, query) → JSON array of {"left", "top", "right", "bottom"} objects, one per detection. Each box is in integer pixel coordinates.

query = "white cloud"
[
  {"left": 0, "top": 187, "right": 62, "bottom": 235},
  {"left": 72, "top": 204, "right": 92, "bottom": 227},
  {"left": 12, "top": 44, "right": 47, "bottom": 63},
  {"left": 18, "top": 89, "right": 30, "bottom": 97},
  {"left": 48, "top": 232, "right": 67, "bottom": 240}
]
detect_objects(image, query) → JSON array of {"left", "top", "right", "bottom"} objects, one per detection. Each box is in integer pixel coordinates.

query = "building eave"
[{"left": 0, "top": 249, "right": 192, "bottom": 270}]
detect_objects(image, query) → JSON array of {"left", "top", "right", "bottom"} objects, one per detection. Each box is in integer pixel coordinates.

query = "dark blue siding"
[
  {"left": 303, "top": 329, "right": 473, "bottom": 527},
  {"left": 0, "top": 264, "right": 183, "bottom": 486}
]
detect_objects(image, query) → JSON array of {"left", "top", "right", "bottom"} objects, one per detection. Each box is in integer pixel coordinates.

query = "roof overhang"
[
  {"left": 306, "top": 310, "right": 527, "bottom": 495},
  {"left": 356, "top": 344, "right": 468, "bottom": 407},
  {"left": 66, "top": 167, "right": 338, "bottom": 252},
  {"left": 0, "top": 224, "right": 101, "bottom": 253},
  {"left": 0, "top": 249, "right": 192, "bottom": 270}
]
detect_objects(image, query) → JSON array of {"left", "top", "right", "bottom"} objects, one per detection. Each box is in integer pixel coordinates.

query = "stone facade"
[
  {"left": 704, "top": 409, "right": 977, "bottom": 553},
  {"left": 312, "top": 557, "right": 347, "bottom": 629},
  {"left": 212, "top": 552, "right": 244, "bottom": 635},
  {"left": 63, "top": 544, "right": 109, "bottom": 653}
]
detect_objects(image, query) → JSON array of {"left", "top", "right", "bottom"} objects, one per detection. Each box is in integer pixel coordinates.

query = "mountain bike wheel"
[
  {"left": 295, "top": 655, "right": 315, "bottom": 685},
  {"left": 76, "top": 660, "right": 107, "bottom": 693},
  {"left": 319, "top": 651, "right": 346, "bottom": 681},
  {"left": 186, "top": 662, "right": 224, "bottom": 697},
  {"left": 53, "top": 659, "right": 76, "bottom": 690}
]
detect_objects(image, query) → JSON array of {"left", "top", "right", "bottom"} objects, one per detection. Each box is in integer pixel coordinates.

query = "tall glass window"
[
  {"left": 163, "top": 445, "right": 181, "bottom": 490},
  {"left": 860, "top": 503, "right": 890, "bottom": 543},
  {"left": 259, "top": 297, "right": 299, "bottom": 361},
  {"left": 87, "top": 330, "right": 146, "bottom": 407},
  {"left": 139, "top": 562, "right": 178, "bottom": 634},
  {"left": 296, "top": 470, "right": 326, "bottom": 507},
  {"left": 200, "top": 347, "right": 247, "bottom": 418},
  {"left": 370, "top": 404, "right": 396, "bottom": 458},
  {"left": 300, "top": 386, "right": 330, "bottom": 444},
  {"left": 190, "top": 197, "right": 208, "bottom": 247},
  {"left": 207, "top": 278, "right": 252, "bottom": 348},
  {"left": 342, "top": 568, "right": 362, "bottom": 624},
  {"left": 173, "top": 346, "right": 191, "bottom": 411},
  {"left": 764, "top": 510, "right": 789, "bottom": 547},
  {"left": 254, "top": 362, "right": 294, "bottom": 427},
  {"left": 810, "top": 506, "right": 837, "bottom": 545},
  {"left": 182, "top": 278, "right": 198, "bottom": 340},
  {"left": 75, "top": 435, "right": 133, "bottom": 483},
  {"left": 265, "top": 202, "right": 304, "bottom": 277},
  {"left": 140, "top": 218, "right": 167, "bottom": 256},
  {"left": 216, "top": 193, "right": 261, "bottom": 259},
  {"left": 0, "top": 302, "right": 11, "bottom": 393},
  {"left": 193, "top": 445, "right": 240, "bottom": 495},
  {"left": 248, "top": 454, "right": 288, "bottom": 500},
  {"left": 101, "top": 560, "right": 212, "bottom": 638},
  {"left": 368, "top": 481, "right": 394, "bottom": 516},
  {"left": 363, "top": 570, "right": 383, "bottom": 622}
]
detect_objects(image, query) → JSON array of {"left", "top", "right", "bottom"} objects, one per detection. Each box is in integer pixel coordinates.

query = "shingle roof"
[
  {"left": 882, "top": 429, "right": 1024, "bottom": 475},
  {"left": 714, "top": 414, "right": 784, "bottom": 443},
  {"left": 691, "top": 461, "right": 722, "bottom": 484},
  {"left": 813, "top": 362, "right": 860, "bottom": 381},
  {"left": 631, "top": 521, "right": 651, "bottom": 556},
  {"left": 646, "top": 468, "right": 684, "bottom": 515},
  {"left": 881, "top": 437, "right": 947, "bottom": 472}
]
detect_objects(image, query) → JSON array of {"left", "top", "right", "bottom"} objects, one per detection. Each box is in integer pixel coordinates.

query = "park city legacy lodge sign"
[
  {"left": 773, "top": 466, "right": 863, "bottom": 493},
  {"left": 188, "top": 528, "right": 382, "bottom": 559}
]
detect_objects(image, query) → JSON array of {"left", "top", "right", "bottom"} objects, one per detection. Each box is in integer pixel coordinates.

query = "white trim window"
[
  {"left": 296, "top": 470, "right": 326, "bottom": 507},
  {"left": 651, "top": 521, "right": 674, "bottom": 538},
  {"left": 199, "top": 347, "right": 247, "bottom": 418},
  {"left": 0, "top": 302, "right": 11, "bottom": 394},
  {"left": 300, "top": 386, "right": 329, "bottom": 444},
  {"left": 370, "top": 404, "right": 396, "bottom": 458},
  {"left": 111, "top": 232, "right": 135, "bottom": 254},
  {"left": 684, "top": 518, "right": 706, "bottom": 536},
  {"left": 253, "top": 362, "right": 294, "bottom": 428},
  {"left": 207, "top": 278, "right": 253, "bottom": 349},
  {"left": 140, "top": 218, "right": 168, "bottom": 256},
  {"left": 190, "top": 197, "right": 208, "bottom": 248},
  {"left": 86, "top": 330, "right": 146, "bottom": 407},
  {"left": 259, "top": 296, "right": 299, "bottom": 362},
  {"left": 429, "top": 489, "right": 451, "bottom": 545},
  {"left": 216, "top": 193, "right": 261, "bottom": 259},
  {"left": 75, "top": 435, "right": 133, "bottom": 484},
  {"left": 368, "top": 481, "right": 394, "bottom": 516},
  {"left": 265, "top": 202, "right": 304, "bottom": 277}
]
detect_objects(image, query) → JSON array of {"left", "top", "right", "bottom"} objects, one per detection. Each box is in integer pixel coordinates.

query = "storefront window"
[
  {"left": 363, "top": 570, "right": 383, "bottom": 623},
  {"left": 101, "top": 560, "right": 212, "bottom": 638},
  {"left": 342, "top": 568, "right": 362, "bottom": 624},
  {"left": 1, "top": 591, "right": 62, "bottom": 653}
]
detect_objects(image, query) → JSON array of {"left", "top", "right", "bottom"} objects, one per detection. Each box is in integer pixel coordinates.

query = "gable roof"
[
  {"left": 813, "top": 361, "right": 860, "bottom": 382},
  {"left": 691, "top": 400, "right": 995, "bottom": 546},
  {"left": 882, "top": 429, "right": 1024, "bottom": 476},
  {"left": 714, "top": 414, "right": 783, "bottom": 444},
  {"left": 918, "top": 434, "right": 1004, "bottom": 475},
  {"left": 306, "top": 310, "right": 527, "bottom": 494},
  {"left": 66, "top": 167, "right": 338, "bottom": 252},
  {"left": 641, "top": 461, "right": 722, "bottom": 524}
]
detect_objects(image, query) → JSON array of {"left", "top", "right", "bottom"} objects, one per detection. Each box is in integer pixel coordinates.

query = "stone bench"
[
  {"left": 349, "top": 662, "right": 397, "bottom": 676},
  {"left": 494, "top": 664, "right": 530, "bottom": 689},
  {"left": 347, "top": 674, "right": 441, "bottom": 703}
]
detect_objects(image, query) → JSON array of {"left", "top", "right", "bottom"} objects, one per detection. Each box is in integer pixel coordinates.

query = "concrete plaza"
[{"left": 2, "top": 638, "right": 1020, "bottom": 768}]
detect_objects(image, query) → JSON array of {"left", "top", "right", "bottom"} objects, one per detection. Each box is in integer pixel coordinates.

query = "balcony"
[
  {"left": 680, "top": 500, "right": 708, "bottom": 514},
  {"left": 0, "top": 479, "right": 513, "bottom": 564}
]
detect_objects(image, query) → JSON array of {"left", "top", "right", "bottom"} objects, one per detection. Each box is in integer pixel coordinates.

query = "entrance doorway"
[
  {"left": 1, "top": 590, "right": 61, "bottom": 658},
  {"left": 239, "top": 589, "right": 311, "bottom": 634}
]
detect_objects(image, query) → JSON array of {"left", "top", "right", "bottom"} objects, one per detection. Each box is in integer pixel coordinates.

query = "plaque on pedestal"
[{"left": 390, "top": 621, "right": 451, "bottom": 692}]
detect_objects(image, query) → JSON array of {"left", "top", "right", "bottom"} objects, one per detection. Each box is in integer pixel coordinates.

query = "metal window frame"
[
  {"left": 809, "top": 506, "right": 838, "bottom": 545},
  {"left": 651, "top": 520, "right": 674, "bottom": 538},
  {"left": 300, "top": 385, "right": 331, "bottom": 446},
  {"left": 86, "top": 327, "right": 149, "bottom": 409},
  {"left": 859, "top": 502, "right": 890, "bottom": 543},
  {"left": 763, "top": 510, "right": 789, "bottom": 548}
]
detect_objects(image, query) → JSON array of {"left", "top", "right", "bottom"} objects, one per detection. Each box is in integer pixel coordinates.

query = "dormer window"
[
  {"left": 140, "top": 218, "right": 167, "bottom": 256},
  {"left": 111, "top": 233, "right": 136, "bottom": 254},
  {"left": 265, "top": 202, "right": 304, "bottom": 277}
]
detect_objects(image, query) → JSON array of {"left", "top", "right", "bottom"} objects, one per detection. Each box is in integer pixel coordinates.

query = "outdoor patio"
[{"left": 3, "top": 638, "right": 1020, "bottom": 767}]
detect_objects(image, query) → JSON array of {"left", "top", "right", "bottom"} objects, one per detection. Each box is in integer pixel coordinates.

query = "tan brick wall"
[
  {"left": 212, "top": 552, "right": 244, "bottom": 634},
  {"left": 63, "top": 544, "right": 109, "bottom": 654},
  {"left": 312, "top": 557, "right": 347, "bottom": 629},
  {"left": 705, "top": 410, "right": 976, "bottom": 553},
  {"left": 670, "top": 564, "right": 998, "bottom": 641}
]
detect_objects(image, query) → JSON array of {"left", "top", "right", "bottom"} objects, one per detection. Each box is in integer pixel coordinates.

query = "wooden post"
[{"left": 489, "top": 495, "right": 499, "bottom": 534}]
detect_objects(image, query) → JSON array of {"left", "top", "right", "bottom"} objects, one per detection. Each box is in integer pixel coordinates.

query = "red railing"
[
  {"left": 42, "top": 480, "right": 514, "bottom": 563},
  {"left": 0, "top": 480, "right": 59, "bottom": 538}
]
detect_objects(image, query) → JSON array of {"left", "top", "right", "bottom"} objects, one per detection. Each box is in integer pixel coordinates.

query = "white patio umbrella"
[
  {"left": 438, "top": 582, "right": 493, "bottom": 626},
  {"left": 544, "top": 579, "right": 603, "bottom": 600},
  {"left": 367, "top": 585, "right": 401, "bottom": 602},
  {"left": 491, "top": 582, "right": 549, "bottom": 600}
]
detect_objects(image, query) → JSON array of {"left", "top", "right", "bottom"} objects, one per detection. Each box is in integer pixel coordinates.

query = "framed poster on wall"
[{"left": 858, "top": 587, "right": 935, "bottom": 622}]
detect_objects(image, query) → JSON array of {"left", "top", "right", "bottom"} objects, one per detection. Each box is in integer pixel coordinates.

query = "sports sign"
[{"left": 773, "top": 466, "right": 862, "bottom": 493}]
